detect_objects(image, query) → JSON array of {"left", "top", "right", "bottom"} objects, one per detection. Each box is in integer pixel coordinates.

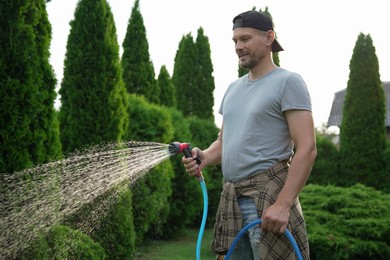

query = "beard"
[
  {"left": 238, "top": 50, "right": 265, "bottom": 70},
  {"left": 239, "top": 58, "right": 257, "bottom": 70}
]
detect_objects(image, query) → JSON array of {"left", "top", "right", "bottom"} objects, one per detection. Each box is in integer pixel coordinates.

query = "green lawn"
[{"left": 134, "top": 228, "right": 216, "bottom": 259}]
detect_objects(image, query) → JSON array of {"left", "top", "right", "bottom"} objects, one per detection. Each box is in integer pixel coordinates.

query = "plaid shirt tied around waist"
[{"left": 211, "top": 161, "right": 310, "bottom": 259}]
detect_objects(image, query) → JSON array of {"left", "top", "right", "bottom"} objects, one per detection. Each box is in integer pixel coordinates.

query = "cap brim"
[{"left": 272, "top": 39, "right": 284, "bottom": 52}]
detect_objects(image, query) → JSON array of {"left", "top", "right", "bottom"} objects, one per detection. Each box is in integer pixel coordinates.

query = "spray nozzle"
[
  {"left": 168, "top": 142, "right": 190, "bottom": 155},
  {"left": 169, "top": 141, "right": 203, "bottom": 181}
]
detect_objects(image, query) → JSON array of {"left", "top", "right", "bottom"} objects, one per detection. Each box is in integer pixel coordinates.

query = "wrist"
[{"left": 275, "top": 196, "right": 294, "bottom": 210}]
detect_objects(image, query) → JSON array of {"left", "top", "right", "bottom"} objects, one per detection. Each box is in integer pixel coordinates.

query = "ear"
[{"left": 266, "top": 30, "right": 275, "bottom": 48}]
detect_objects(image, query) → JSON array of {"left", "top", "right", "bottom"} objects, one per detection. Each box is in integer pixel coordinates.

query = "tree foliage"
[
  {"left": 0, "top": 0, "right": 62, "bottom": 173},
  {"left": 157, "top": 65, "right": 176, "bottom": 108},
  {"left": 339, "top": 33, "right": 386, "bottom": 189},
  {"left": 125, "top": 94, "right": 174, "bottom": 243},
  {"left": 308, "top": 133, "right": 339, "bottom": 185},
  {"left": 382, "top": 141, "right": 390, "bottom": 193},
  {"left": 125, "top": 94, "right": 173, "bottom": 143},
  {"left": 58, "top": 1, "right": 132, "bottom": 258},
  {"left": 93, "top": 189, "right": 135, "bottom": 258},
  {"left": 162, "top": 109, "right": 200, "bottom": 238},
  {"left": 173, "top": 29, "right": 215, "bottom": 120},
  {"left": 121, "top": 0, "right": 158, "bottom": 103},
  {"left": 194, "top": 28, "right": 215, "bottom": 120},
  {"left": 173, "top": 33, "right": 198, "bottom": 116},
  {"left": 59, "top": 0, "right": 128, "bottom": 155}
]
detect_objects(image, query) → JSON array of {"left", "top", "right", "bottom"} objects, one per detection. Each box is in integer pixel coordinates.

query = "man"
[{"left": 182, "top": 10, "right": 316, "bottom": 259}]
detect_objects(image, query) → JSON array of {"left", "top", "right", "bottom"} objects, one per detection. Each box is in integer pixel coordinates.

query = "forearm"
[
  {"left": 202, "top": 138, "right": 222, "bottom": 166},
  {"left": 200, "top": 125, "right": 223, "bottom": 167}
]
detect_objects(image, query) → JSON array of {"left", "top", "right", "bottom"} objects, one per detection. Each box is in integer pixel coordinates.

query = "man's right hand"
[{"left": 182, "top": 147, "right": 204, "bottom": 177}]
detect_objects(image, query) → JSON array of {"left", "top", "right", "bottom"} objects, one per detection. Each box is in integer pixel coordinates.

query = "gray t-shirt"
[{"left": 219, "top": 68, "right": 312, "bottom": 182}]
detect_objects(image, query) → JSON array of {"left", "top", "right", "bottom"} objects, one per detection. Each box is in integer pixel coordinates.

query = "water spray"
[
  {"left": 169, "top": 142, "right": 207, "bottom": 260},
  {"left": 1, "top": 141, "right": 171, "bottom": 259}
]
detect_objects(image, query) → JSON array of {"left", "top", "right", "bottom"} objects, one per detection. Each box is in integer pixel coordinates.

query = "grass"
[{"left": 134, "top": 228, "right": 216, "bottom": 259}]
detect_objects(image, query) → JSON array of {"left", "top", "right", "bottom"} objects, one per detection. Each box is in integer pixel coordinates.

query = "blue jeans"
[{"left": 231, "top": 196, "right": 261, "bottom": 260}]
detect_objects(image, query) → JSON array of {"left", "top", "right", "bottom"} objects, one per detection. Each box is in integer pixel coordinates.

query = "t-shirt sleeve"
[{"left": 281, "top": 73, "right": 312, "bottom": 112}]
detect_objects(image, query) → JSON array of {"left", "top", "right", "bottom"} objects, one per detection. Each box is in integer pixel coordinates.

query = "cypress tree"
[
  {"left": 157, "top": 65, "right": 176, "bottom": 107},
  {"left": 121, "top": 0, "right": 158, "bottom": 104},
  {"left": 172, "top": 33, "right": 198, "bottom": 117},
  {"left": 0, "top": 0, "right": 61, "bottom": 173},
  {"left": 33, "top": 0, "right": 62, "bottom": 162},
  {"left": 59, "top": 0, "right": 128, "bottom": 154},
  {"left": 194, "top": 27, "right": 215, "bottom": 120},
  {"left": 59, "top": 1, "right": 134, "bottom": 258},
  {"left": 339, "top": 33, "right": 386, "bottom": 189},
  {"left": 173, "top": 29, "right": 216, "bottom": 120}
]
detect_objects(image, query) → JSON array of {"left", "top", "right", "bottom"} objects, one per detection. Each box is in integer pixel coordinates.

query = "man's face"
[{"left": 232, "top": 27, "right": 268, "bottom": 70}]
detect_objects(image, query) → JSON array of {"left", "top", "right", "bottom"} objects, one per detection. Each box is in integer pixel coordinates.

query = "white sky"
[{"left": 47, "top": 0, "right": 390, "bottom": 129}]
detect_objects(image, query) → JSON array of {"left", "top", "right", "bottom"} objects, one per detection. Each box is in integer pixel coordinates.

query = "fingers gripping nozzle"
[{"left": 169, "top": 142, "right": 203, "bottom": 181}]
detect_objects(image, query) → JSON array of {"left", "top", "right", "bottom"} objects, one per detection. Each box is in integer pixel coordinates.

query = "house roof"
[{"left": 327, "top": 81, "right": 390, "bottom": 127}]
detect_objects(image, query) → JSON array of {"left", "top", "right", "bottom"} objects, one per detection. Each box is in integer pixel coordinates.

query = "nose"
[
  {"left": 235, "top": 41, "right": 243, "bottom": 51},
  {"left": 235, "top": 40, "right": 246, "bottom": 54}
]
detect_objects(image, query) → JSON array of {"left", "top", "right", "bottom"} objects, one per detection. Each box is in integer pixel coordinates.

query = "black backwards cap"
[{"left": 233, "top": 10, "right": 284, "bottom": 52}]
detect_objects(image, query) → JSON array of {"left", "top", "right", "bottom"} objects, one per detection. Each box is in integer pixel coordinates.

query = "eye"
[{"left": 239, "top": 36, "right": 251, "bottom": 43}]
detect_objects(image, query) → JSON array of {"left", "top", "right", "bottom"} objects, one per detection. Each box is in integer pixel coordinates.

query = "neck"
[{"left": 248, "top": 59, "right": 277, "bottom": 80}]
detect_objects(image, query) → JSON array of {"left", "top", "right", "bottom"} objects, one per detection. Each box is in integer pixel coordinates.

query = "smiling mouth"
[
  {"left": 239, "top": 54, "right": 248, "bottom": 61},
  {"left": 238, "top": 53, "right": 249, "bottom": 58}
]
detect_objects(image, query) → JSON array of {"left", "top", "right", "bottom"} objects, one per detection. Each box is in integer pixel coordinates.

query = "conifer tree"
[
  {"left": 59, "top": 0, "right": 128, "bottom": 154},
  {"left": 194, "top": 27, "right": 215, "bottom": 120},
  {"left": 172, "top": 33, "right": 198, "bottom": 116},
  {"left": 121, "top": 0, "right": 158, "bottom": 103},
  {"left": 58, "top": 1, "right": 134, "bottom": 258},
  {"left": 0, "top": 0, "right": 61, "bottom": 173},
  {"left": 173, "top": 29, "right": 215, "bottom": 119},
  {"left": 157, "top": 65, "right": 176, "bottom": 107},
  {"left": 33, "top": 0, "right": 62, "bottom": 162},
  {"left": 339, "top": 33, "right": 386, "bottom": 189}
]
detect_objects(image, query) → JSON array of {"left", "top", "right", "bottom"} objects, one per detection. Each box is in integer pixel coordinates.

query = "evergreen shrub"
[
  {"left": 301, "top": 184, "right": 390, "bottom": 259},
  {"left": 21, "top": 225, "right": 106, "bottom": 259},
  {"left": 126, "top": 94, "right": 174, "bottom": 244},
  {"left": 161, "top": 108, "right": 202, "bottom": 239},
  {"left": 308, "top": 134, "right": 339, "bottom": 185}
]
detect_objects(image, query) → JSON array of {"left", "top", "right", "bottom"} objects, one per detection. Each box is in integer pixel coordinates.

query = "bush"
[
  {"left": 94, "top": 189, "right": 136, "bottom": 259},
  {"left": 22, "top": 225, "right": 106, "bottom": 259},
  {"left": 132, "top": 161, "right": 174, "bottom": 244},
  {"left": 126, "top": 94, "right": 175, "bottom": 244},
  {"left": 161, "top": 109, "right": 200, "bottom": 238},
  {"left": 126, "top": 94, "right": 173, "bottom": 143},
  {"left": 301, "top": 184, "right": 390, "bottom": 259},
  {"left": 308, "top": 134, "right": 339, "bottom": 185}
]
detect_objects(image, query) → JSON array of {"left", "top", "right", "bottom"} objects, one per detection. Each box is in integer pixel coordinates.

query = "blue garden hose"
[
  {"left": 223, "top": 219, "right": 303, "bottom": 260},
  {"left": 196, "top": 181, "right": 302, "bottom": 260},
  {"left": 167, "top": 142, "right": 208, "bottom": 260},
  {"left": 196, "top": 180, "right": 208, "bottom": 260}
]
